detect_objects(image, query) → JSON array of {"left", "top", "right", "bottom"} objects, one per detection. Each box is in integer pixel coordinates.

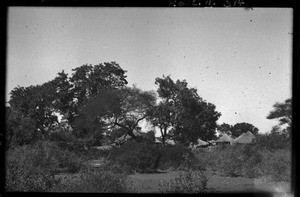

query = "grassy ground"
[
  {"left": 53, "top": 157, "right": 291, "bottom": 193},
  {"left": 125, "top": 169, "right": 291, "bottom": 193}
]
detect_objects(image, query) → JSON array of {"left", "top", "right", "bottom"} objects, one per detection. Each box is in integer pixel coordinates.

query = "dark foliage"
[{"left": 108, "top": 141, "right": 162, "bottom": 173}]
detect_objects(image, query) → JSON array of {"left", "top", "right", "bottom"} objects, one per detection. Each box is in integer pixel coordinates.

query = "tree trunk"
[{"left": 160, "top": 127, "right": 166, "bottom": 147}]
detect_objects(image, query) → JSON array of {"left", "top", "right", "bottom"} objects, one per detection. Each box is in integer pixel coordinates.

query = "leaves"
[
  {"left": 76, "top": 86, "right": 156, "bottom": 141},
  {"left": 217, "top": 123, "right": 232, "bottom": 135},
  {"left": 152, "top": 76, "right": 221, "bottom": 144},
  {"left": 267, "top": 98, "right": 292, "bottom": 127},
  {"left": 231, "top": 122, "right": 259, "bottom": 138}
]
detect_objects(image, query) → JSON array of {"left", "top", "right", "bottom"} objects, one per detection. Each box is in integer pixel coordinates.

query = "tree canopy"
[
  {"left": 217, "top": 123, "right": 233, "bottom": 135},
  {"left": 267, "top": 98, "right": 292, "bottom": 132},
  {"left": 150, "top": 75, "right": 221, "bottom": 144},
  {"left": 76, "top": 86, "right": 156, "bottom": 142},
  {"left": 230, "top": 122, "right": 259, "bottom": 138},
  {"left": 217, "top": 122, "right": 259, "bottom": 138},
  {"left": 7, "top": 62, "right": 128, "bottom": 147}
]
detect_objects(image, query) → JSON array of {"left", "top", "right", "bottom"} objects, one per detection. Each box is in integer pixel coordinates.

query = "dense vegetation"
[{"left": 5, "top": 61, "right": 292, "bottom": 192}]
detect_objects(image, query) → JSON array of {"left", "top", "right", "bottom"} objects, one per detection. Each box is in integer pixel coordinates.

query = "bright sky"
[{"left": 7, "top": 7, "right": 292, "bottom": 134}]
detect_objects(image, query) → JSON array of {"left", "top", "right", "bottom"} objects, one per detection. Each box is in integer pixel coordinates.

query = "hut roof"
[
  {"left": 196, "top": 139, "right": 209, "bottom": 146},
  {"left": 233, "top": 131, "right": 255, "bottom": 144},
  {"left": 165, "top": 139, "right": 175, "bottom": 145},
  {"left": 215, "top": 134, "right": 232, "bottom": 142}
]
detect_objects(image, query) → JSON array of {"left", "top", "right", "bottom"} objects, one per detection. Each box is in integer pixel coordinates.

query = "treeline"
[
  {"left": 5, "top": 61, "right": 224, "bottom": 149},
  {"left": 5, "top": 62, "right": 292, "bottom": 149}
]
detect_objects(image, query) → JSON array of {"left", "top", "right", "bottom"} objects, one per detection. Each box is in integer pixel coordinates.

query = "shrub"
[
  {"left": 51, "top": 164, "right": 136, "bottom": 193},
  {"left": 54, "top": 149, "right": 84, "bottom": 173},
  {"left": 48, "top": 127, "right": 85, "bottom": 152},
  {"left": 201, "top": 144, "right": 264, "bottom": 178},
  {"left": 82, "top": 147, "right": 110, "bottom": 160},
  {"left": 159, "top": 170, "right": 208, "bottom": 193},
  {"left": 6, "top": 140, "right": 85, "bottom": 192},
  {"left": 240, "top": 144, "right": 264, "bottom": 178},
  {"left": 108, "top": 141, "right": 161, "bottom": 173},
  {"left": 259, "top": 149, "right": 291, "bottom": 182},
  {"left": 219, "top": 147, "right": 243, "bottom": 177},
  {"left": 158, "top": 143, "right": 192, "bottom": 170},
  {"left": 254, "top": 131, "right": 291, "bottom": 151},
  {"left": 179, "top": 152, "right": 206, "bottom": 171},
  {"left": 195, "top": 150, "right": 217, "bottom": 172},
  {"left": 6, "top": 143, "right": 60, "bottom": 191}
]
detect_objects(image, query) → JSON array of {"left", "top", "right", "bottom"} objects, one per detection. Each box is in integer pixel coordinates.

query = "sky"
[{"left": 7, "top": 7, "right": 292, "bottom": 135}]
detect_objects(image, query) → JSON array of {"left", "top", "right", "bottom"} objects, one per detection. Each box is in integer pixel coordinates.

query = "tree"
[
  {"left": 109, "top": 128, "right": 127, "bottom": 143},
  {"left": 76, "top": 86, "right": 156, "bottom": 144},
  {"left": 267, "top": 98, "right": 292, "bottom": 133},
  {"left": 217, "top": 123, "right": 233, "bottom": 135},
  {"left": 5, "top": 106, "right": 38, "bottom": 148},
  {"left": 50, "top": 70, "right": 75, "bottom": 123},
  {"left": 8, "top": 83, "right": 59, "bottom": 143},
  {"left": 148, "top": 101, "right": 174, "bottom": 146},
  {"left": 54, "top": 62, "right": 128, "bottom": 127},
  {"left": 231, "top": 122, "right": 259, "bottom": 138},
  {"left": 6, "top": 62, "right": 129, "bottom": 146},
  {"left": 143, "top": 130, "right": 156, "bottom": 144},
  {"left": 254, "top": 125, "right": 290, "bottom": 150},
  {"left": 152, "top": 75, "right": 221, "bottom": 144}
]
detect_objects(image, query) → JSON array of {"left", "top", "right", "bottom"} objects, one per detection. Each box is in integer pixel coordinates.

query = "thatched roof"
[
  {"left": 233, "top": 131, "right": 255, "bottom": 144},
  {"left": 165, "top": 139, "right": 175, "bottom": 145},
  {"left": 196, "top": 139, "right": 209, "bottom": 146},
  {"left": 215, "top": 134, "right": 232, "bottom": 142},
  {"left": 115, "top": 129, "right": 143, "bottom": 143}
]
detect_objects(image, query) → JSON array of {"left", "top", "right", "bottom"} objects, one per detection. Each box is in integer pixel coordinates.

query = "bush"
[
  {"left": 108, "top": 141, "right": 161, "bottom": 173},
  {"left": 54, "top": 149, "right": 84, "bottom": 173},
  {"left": 198, "top": 144, "right": 264, "bottom": 178},
  {"left": 6, "top": 143, "right": 60, "bottom": 191},
  {"left": 158, "top": 143, "right": 192, "bottom": 170},
  {"left": 6, "top": 140, "right": 85, "bottom": 192},
  {"left": 159, "top": 170, "right": 208, "bottom": 193},
  {"left": 259, "top": 149, "right": 291, "bottom": 182},
  {"left": 51, "top": 164, "right": 136, "bottom": 193},
  {"left": 254, "top": 131, "right": 291, "bottom": 151},
  {"left": 197, "top": 143, "right": 291, "bottom": 182},
  {"left": 48, "top": 127, "right": 86, "bottom": 152},
  {"left": 82, "top": 147, "right": 110, "bottom": 160}
]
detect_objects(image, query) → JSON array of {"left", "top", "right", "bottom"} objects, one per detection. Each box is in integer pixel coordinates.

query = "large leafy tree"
[
  {"left": 148, "top": 101, "right": 174, "bottom": 146},
  {"left": 76, "top": 86, "right": 156, "bottom": 143},
  {"left": 152, "top": 75, "right": 221, "bottom": 144},
  {"left": 6, "top": 62, "right": 128, "bottom": 146},
  {"left": 231, "top": 122, "right": 259, "bottom": 138},
  {"left": 5, "top": 106, "right": 37, "bottom": 148},
  {"left": 54, "top": 62, "right": 128, "bottom": 126},
  {"left": 217, "top": 123, "right": 233, "bottom": 135},
  {"left": 8, "top": 83, "right": 59, "bottom": 141},
  {"left": 267, "top": 98, "right": 292, "bottom": 133}
]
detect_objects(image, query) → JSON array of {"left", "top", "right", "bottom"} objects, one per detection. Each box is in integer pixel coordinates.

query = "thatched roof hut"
[
  {"left": 215, "top": 134, "right": 233, "bottom": 145},
  {"left": 233, "top": 131, "right": 255, "bottom": 144}
]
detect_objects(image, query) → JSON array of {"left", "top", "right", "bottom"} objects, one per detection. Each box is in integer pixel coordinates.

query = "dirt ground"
[{"left": 125, "top": 169, "right": 291, "bottom": 194}]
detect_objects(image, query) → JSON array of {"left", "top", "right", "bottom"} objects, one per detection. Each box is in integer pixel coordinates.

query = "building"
[
  {"left": 215, "top": 133, "right": 233, "bottom": 145},
  {"left": 232, "top": 131, "right": 255, "bottom": 144}
]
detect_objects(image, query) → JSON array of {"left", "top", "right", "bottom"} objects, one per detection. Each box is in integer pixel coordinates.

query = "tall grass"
[
  {"left": 51, "top": 163, "right": 136, "bottom": 193},
  {"left": 6, "top": 142, "right": 60, "bottom": 191},
  {"left": 159, "top": 152, "right": 209, "bottom": 193},
  {"left": 195, "top": 144, "right": 291, "bottom": 182},
  {"left": 159, "top": 170, "right": 208, "bottom": 193}
]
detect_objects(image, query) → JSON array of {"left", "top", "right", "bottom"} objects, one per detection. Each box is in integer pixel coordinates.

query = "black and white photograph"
[{"left": 5, "top": 6, "right": 293, "bottom": 195}]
